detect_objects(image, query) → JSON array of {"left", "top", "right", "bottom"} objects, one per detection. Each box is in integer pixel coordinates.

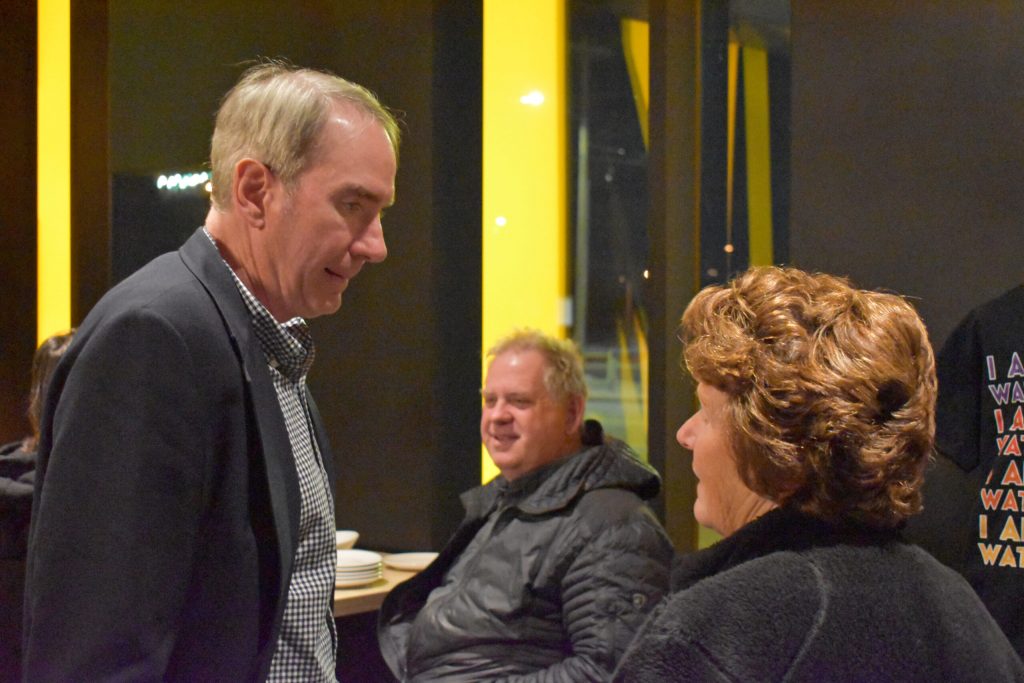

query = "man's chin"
[
  {"left": 302, "top": 296, "right": 344, "bottom": 319},
  {"left": 485, "top": 450, "right": 518, "bottom": 471},
  {"left": 486, "top": 439, "right": 517, "bottom": 455}
]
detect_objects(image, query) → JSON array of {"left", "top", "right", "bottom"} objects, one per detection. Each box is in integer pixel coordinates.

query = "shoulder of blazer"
[{"left": 177, "top": 228, "right": 261, "bottom": 378}]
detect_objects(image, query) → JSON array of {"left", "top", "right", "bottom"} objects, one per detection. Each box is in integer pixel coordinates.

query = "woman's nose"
[{"left": 676, "top": 413, "right": 696, "bottom": 449}]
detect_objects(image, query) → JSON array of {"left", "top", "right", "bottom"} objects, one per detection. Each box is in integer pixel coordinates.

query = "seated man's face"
[{"left": 480, "top": 349, "right": 582, "bottom": 481}]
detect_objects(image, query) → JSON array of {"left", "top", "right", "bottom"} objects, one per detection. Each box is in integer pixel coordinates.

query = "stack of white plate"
[{"left": 336, "top": 549, "right": 383, "bottom": 588}]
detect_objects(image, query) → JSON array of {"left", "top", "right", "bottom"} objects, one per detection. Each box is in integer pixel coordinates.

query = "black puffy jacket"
[{"left": 378, "top": 431, "right": 673, "bottom": 682}]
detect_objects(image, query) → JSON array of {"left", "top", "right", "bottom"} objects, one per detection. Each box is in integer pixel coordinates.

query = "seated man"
[{"left": 379, "top": 329, "right": 673, "bottom": 681}]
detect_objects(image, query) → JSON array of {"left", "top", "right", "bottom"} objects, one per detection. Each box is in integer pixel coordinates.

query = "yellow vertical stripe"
[
  {"left": 621, "top": 19, "right": 649, "bottom": 148},
  {"left": 482, "top": 1, "right": 568, "bottom": 482},
  {"left": 726, "top": 36, "right": 739, "bottom": 246},
  {"left": 37, "top": 0, "right": 72, "bottom": 344},
  {"left": 742, "top": 44, "right": 773, "bottom": 266},
  {"left": 620, "top": 19, "right": 650, "bottom": 463}
]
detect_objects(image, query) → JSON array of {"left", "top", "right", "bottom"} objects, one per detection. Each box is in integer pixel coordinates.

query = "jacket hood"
[{"left": 462, "top": 422, "right": 661, "bottom": 519}]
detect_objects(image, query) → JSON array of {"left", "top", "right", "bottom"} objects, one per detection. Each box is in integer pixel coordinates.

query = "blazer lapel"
[{"left": 178, "top": 228, "right": 301, "bottom": 600}]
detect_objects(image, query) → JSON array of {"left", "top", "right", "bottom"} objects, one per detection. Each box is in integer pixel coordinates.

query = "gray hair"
[
  {"left": 209, "top": 59, "right": 400, "bottom": 210},
  {"left": 487, "top": 329, "right": 588, "bottom": 402}
]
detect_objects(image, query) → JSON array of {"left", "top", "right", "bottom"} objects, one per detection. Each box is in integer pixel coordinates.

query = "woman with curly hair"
[{"left": 614, "top": 266, "right": 1024, "bottom": 681}]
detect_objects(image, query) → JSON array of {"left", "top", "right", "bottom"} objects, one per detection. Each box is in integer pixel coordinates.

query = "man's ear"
[
  {"left": 566, "top": 394, "right": 585, "bottom": 435},
  {"left": 233, "top": 158, "right": 272, "bottom": 227}
]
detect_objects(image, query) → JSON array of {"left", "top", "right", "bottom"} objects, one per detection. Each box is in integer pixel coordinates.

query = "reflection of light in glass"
[
  {"left": 156, "top": 171, "right": 210, "bottom": 191},
  {"left": 643, "top": 269, "right": 649, "bottom": 279},
  {"left": 519, "top": 90, "right": 545, "bottom": 106},
  {"left": 723, "top": 243, "right": 735, "bottom": 254},
  {"left": 495, "top": 216, "right": 508, "bottom": 227}
]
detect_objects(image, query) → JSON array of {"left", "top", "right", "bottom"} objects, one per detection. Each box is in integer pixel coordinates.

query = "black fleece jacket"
[{"left": 613, "top": 507, "right": 1024, "bottom": 682}]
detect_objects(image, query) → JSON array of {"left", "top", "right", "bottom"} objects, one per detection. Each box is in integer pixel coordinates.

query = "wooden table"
[{"left": 333, "top": 565, "right": 419, "bottom": 618}]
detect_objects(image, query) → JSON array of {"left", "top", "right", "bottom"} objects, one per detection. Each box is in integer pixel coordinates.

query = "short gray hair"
[
  {"left": 209, "top": 59, "right": 400, "bottom": 210},
  {"left": 487, "top": 329, "right": 588, "bottom": 402}
]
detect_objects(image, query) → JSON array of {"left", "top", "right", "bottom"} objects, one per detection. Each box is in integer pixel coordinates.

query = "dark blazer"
[{"left": 23, "top": 228, "right": 335, "bottom": 682}]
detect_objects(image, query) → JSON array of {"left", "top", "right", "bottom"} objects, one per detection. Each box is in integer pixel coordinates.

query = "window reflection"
[{"left": 570, "top": 1, "right": 650, "bottom": 459}]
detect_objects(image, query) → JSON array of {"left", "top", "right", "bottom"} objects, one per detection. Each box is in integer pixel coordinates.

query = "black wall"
[
  {"left": 790, "top": 1, "right": 1024, "bottom": 350},
  {"left": 0, "top": 3, "right": 37, "bottom": 444}
]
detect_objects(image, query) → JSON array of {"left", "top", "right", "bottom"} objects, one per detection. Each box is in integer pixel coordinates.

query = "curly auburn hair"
[{"left": 681, "top": 266, "right": 936, "bottom": 528}]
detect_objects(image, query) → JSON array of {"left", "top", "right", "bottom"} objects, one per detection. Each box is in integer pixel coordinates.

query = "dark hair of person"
[{"left": 24, "top": 330, "right": 76, "bottom": 452}]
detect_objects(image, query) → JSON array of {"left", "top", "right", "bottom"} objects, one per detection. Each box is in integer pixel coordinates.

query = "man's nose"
[
  {"left": 492, "top": 401, "right": 513, "bottom": 421},
  {"left": 356, "top": 215, "right": 387, "bottom": 263}
]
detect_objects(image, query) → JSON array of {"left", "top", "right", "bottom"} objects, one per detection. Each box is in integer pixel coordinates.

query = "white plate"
[
  {"left": 336, "top": 549, "right": 382, "bottom": 569},
  {"left": 336, "top": 566, "right": 382, "bottom": 574},
  {"left": 336, "top": 569, "right": 382, "bottom": 578},
  {"left": 336, "top": 574, "right": 381, "bottom": 582},
  {"left": 384, "top": 552, "right": 439, "bottom": 572},
  {"left": 335, "top": 529, "right": 359, "bottom": 550},
  {"left": 335, "top": 574, "right": 383, "bottom": 588}
]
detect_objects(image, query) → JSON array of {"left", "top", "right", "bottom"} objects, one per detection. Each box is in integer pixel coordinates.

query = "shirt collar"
[{"left": 202, "top": 228, "right": 315, "bottom": 382}]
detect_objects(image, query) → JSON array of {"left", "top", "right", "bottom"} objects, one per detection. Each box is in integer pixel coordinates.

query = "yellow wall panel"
[
  {"left": 37, "top": 0, "right": 72, "bottom": 344},
  {"left": 482, "top": 0, "right": 567, "bottom": 481}
]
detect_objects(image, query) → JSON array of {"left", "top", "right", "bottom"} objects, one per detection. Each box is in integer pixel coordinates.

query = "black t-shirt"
[{"left": 933, "top": 284, "right": 1024, "bottom": 656}]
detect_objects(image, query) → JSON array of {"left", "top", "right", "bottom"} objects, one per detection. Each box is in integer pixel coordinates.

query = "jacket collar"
[
  {"left": 672, "top": 506, "right": 902, "bottom": 591},
  {"left": 183, "top": 227, "right": 336, "bottom": 489},
  {"left": 461, "top": 426, "right": 660, "bottom": 520},
  {"left": 177, "top": 227, "right": 303, "bottom": 640}
]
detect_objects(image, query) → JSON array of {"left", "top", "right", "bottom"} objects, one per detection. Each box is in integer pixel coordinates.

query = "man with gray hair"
[
  {"left": 379, "top": 329, "right": 672, "bottom": 681},
  {"left": 24, "top": 61, "right": 398, "bottom": 681}
]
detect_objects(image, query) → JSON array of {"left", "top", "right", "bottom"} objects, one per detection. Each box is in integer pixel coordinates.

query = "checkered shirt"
[{"left": 204, "top": 230, "right": 338, "bottom": 681}]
